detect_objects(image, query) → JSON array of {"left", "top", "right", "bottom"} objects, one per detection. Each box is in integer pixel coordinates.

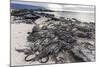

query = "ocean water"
[{"left": 44, "top": 11, "right": 95, "bottom": 22}]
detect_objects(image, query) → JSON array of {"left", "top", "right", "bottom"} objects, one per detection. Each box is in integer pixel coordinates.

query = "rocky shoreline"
[{"left": 11, "top": 9, "right": 95, "bottom": 65}]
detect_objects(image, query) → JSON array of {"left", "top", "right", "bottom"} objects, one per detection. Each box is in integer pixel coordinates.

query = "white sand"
[{"left": 11, "top": 24, "right": 34, "bottom": 66}]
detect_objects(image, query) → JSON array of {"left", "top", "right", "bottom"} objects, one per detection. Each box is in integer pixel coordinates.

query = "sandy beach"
[{"left": 11, "top": 24, "right": 34, "bottom": 66}]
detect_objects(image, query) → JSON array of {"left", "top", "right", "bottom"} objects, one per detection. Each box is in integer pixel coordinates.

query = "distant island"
[{"left": 11, "top": 3, "right": 54, "bottom": 12}]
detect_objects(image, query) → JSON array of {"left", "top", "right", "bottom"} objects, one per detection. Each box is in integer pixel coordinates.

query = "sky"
[{"left": 11, "top": 0, "right": 95, "bottom": 13}]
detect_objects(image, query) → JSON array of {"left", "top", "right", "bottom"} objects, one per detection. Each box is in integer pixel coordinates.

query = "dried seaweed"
[{"left": 15, "top": 10, "right": 95, "bottom": 64}]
